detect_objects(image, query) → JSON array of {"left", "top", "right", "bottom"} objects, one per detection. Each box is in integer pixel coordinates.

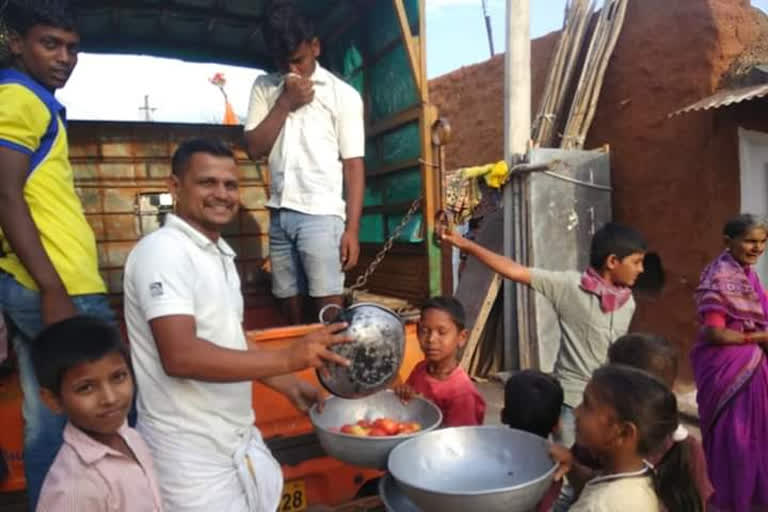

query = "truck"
[{"left": 0, "top": 0, "right": 445, "bottom": 509}]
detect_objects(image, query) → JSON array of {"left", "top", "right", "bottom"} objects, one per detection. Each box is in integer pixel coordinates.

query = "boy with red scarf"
[{"left": 439, "top": 222, "right": 647, "bottom": 448}]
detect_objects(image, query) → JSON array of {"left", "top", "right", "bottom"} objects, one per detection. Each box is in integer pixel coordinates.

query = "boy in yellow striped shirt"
[{"left": 0, "top": 2, "right": 114, "bottom": 508}]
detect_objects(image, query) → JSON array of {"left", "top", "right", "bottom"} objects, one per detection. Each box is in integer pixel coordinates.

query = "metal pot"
[
  {"left": 379, "top": 473, "right": 422, "bottom": 512},
  {"left": 388, "top": 426, "right": 557, "bottom": 512},
  {"left": 317, "top": 303, "right": 405, "bottom": 399},
  {"left": 309, "top": 390, "right": 442, "bottom": 469}
]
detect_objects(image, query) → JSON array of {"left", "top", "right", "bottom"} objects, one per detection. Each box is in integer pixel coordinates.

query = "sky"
[{"left": 57, "top": 0, "right": 768, "bottom": 124}]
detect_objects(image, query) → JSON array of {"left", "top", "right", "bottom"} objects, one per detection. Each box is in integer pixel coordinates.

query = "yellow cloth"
[
  {"left": 461, "top": 160, "right": 509, "bottom": 189},
  {"left": 0, "top": 70, "right": 104, "bottom": 294}
]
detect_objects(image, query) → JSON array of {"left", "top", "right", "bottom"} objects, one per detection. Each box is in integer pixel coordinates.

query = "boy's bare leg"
[{"left": 280, "top": 296, "right": 304, "bottom": 325}]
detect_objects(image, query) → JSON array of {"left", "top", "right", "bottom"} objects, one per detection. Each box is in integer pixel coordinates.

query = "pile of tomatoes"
[{"left": 336, "top": 417, "right": 422, "bottom": 437}]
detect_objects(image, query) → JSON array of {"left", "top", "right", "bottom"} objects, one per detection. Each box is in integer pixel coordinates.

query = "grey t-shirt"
[{"left": 530, "top": 269, "right": 635, "bottom": 407}]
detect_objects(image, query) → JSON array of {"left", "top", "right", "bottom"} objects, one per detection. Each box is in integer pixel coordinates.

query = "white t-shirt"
[
  {"left": 124, "top": 213, "right": 254, "bottom": 455},
  {"left": 244, "top": 64, "right": 365, "bottom": 220},
  {"left": 570, "top": 472, "right": 660, "bottom": 512}
]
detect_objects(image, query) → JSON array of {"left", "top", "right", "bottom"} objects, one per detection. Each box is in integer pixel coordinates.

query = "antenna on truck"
[{"left": 481, "top": 0, "right": 495, "bottom": 57}]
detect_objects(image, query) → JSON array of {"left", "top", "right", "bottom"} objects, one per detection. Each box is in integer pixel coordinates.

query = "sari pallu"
[{"left": 692, "top": 251, "right": 768, "bottom": 511}]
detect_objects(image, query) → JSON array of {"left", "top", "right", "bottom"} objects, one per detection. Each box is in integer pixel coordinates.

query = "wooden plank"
[
  {"left": 455, "top": 208, "right": 504, "bottom": 363},
  {"left": 362, "top": 200, "right": 420, "bottom": 216},
  {"left": 367, "top": 157, "right": 421, "bottom": 177},
  {"left": 460, "top": 273, "right": 501, "bottom": 371},
  {"left": 367, "top": 105, "right": 421, "bottom": 137}
]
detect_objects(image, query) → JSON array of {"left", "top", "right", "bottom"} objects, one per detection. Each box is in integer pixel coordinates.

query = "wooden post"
[
  {"left": 502, "top": 0, "right": 531, "bottom": 369},
  {"left": 392, "top": 0, "right": 422, "bottom": 90},
  {"left": 393, "top": 0, "right": 441, "bottom": 297}
]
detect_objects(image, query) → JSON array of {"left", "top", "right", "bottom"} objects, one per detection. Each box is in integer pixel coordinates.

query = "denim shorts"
[{"left": 269, "top": 209, "right": 345, "bottom": 299}]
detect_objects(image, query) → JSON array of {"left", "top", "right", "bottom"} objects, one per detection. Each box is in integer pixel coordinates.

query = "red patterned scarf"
[
  {"left": 580, "top": 267, "right": 633, "bottom": 313},
  {"left": 695, "top": 250, "right": 768, "bottom": 331}
]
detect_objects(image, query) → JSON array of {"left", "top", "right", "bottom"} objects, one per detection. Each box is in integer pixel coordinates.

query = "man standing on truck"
[
  {"left": 0, "top": 2, "right": 114, "bottom": 508},
  {"left": 124, "top": 138, "right": 353, "bottom": 511},
  {"left": 244, "top": 1, "right": 365, "bottom": 325}
]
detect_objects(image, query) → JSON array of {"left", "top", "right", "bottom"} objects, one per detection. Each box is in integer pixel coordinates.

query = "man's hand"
[
  {"left": 40, "top": 287, "right": 77, "bottom": 326},
  {"left": 286, "top": 378, "right": 326, "bottom": 413},
  {"left": 279, "top": 74, "right": 314, "bottom": 112},
  {"left": 289, "top": 322, "right": 353, "bottom": 370},
  {"left": 436, "top": 223, "right": 468, "bottom": 250},
  {"left": 340, "top": 229, "right": 360, "bottom": 271},
  {"left": 549, "top": 443, "right": 574, "bottom": 482}
]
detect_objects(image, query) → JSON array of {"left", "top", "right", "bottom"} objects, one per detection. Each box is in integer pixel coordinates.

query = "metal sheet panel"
[
  {"left": 669, "top": 83, "right": 768, "bottom": 117},
  {"left": 513, "top": 148, "right": 612, "bottom": 372}
]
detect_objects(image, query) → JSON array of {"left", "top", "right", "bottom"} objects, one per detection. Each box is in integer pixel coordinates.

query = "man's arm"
[
  {"left": 260, "top": 373, "right": 325, "bottom": 412},
  {"left": 340, "top": 157, "right": 364, "bottom": 270},
  {"left": 0, "top": 147, "right": 76, "bottom": 324},
  {"left": 243, "top": 98, "right": 291, "bottom": 160},
  {"left": 440, "top": 227, "right": 532, "bottom": 285},
  {"left": 149, "top": 315, "right": 351, "bottom": 382},
  {"left": 244, "top": 75, "right": 314, "bottom": 159}
]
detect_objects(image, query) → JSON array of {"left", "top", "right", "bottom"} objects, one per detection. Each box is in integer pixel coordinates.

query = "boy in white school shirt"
[{"left": 244, "top": 0, "right": 365, "bottom": 326}]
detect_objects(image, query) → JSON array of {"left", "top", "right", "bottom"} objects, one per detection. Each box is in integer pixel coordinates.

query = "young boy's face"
[
  {"left": 417, "top": 308, "right": 468, "bottom": 365},
  {"left": 9, "top": 24, "right": 79, "bottom": 91},
  {"left": 277, "top": 38, "right": 320, "bottom": 77},
  {"left": 606, "top": 251, "right": 645, "bottom": 287},
  {"left": 43, "top": 352, "right": 133, "bottom": 436}
]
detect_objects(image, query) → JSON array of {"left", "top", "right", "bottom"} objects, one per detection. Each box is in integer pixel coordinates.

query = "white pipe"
[{"left": 503, "top": 0, "right": 531, "bottom": 370}]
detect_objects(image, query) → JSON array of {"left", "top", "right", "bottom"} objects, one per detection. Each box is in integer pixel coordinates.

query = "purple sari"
[{"left": 691, "top": 250, "right": 768, "bottom": 510}]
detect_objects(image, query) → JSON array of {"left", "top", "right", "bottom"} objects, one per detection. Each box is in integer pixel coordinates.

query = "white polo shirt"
[
  {"left": 123, "top": 214, "right": 254, "bottom": 456},
  {"left": 245, "top": 64, "right": 365, "bottom": 220}
]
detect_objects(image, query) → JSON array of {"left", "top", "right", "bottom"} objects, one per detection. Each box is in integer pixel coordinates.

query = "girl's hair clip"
[{"left": 672, "top": 425, "right": 689, "bottom": 442}]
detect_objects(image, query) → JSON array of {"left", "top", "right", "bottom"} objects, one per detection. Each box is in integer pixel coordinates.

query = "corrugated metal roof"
[{"left": 669, "top": 83, "right": 768, "bottom": 117}]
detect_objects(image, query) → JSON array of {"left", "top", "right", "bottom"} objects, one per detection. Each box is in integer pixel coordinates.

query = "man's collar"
[
  {"left": 63, "top": 421, "right": 132, "bottom": 466},
  {"left": 309, "top": 63, "right": 330, "bottom": 85},
  {"left": 164, "top": 213, "right": 235, "bottom": 256},
  {"left": 0, "top": 68, "right": 65, "bottom": 115}
]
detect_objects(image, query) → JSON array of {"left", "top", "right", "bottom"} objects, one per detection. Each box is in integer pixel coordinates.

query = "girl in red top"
[{"left": 394, "top": 297, "right": 486, "bottom": 426}]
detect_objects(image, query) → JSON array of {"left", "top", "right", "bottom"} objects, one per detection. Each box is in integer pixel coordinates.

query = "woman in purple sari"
[{"left": 692, "top": 214, "right": 768, "bottom": 511}]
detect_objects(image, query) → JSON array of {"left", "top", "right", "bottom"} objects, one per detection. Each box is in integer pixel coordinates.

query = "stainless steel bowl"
[
  {"left": 388, "top": 426, "right": 557, "bottom": 512},
  {"left": 316, "top": 303, "right": 405, "bottom": 399},
  {"left": 309, "top": 390, "right": 443, "bottom": 469},
  {"left": 379, "top": 473, "right": 422, "bottom": 512}
]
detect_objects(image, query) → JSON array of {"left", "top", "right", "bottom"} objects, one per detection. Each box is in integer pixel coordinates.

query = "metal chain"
[{"left": 349, "top": 196, "right": 423, "bottom": 293}]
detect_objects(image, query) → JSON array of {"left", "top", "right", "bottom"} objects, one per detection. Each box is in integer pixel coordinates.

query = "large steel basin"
[
  {"left": 309, "top": 390, "right": 442, "bottom": 469},
  {"left": 388, "top": 426, "right": 557, "bottom": 512},
  {"left": 379, "top": 473, "right": 421, "bottom": 512}
]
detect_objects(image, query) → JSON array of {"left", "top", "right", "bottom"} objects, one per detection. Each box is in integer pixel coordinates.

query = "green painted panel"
[
  {"left": 360, "top": 214, "right": 385, "bottom": 243},
  {"left": 377, "top": 122, "right": 420, "bottom": 166},
  {"left": 366, "top": 0, "right": 420, "bottom": 55},
  {"left": 381, "top": 167, "right": 421, "bottom": 203},
  {"left": 369, "top": 46, "right": 419, "bottom": 121},
  {"left": 388, "top": 213, "right": 423, "bottom": 243},
  {"left": 363, "top": 183, "right": 384, "bottom": 207}
]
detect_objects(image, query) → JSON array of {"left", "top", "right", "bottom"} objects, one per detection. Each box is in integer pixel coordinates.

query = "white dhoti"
[{"left": 139, "top": 423, "right": 283, "bottom": 512}]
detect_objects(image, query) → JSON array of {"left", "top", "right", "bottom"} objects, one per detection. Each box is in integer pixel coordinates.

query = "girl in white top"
[{"left": 560, "top": 365, "right": 702, "bottom": 512}]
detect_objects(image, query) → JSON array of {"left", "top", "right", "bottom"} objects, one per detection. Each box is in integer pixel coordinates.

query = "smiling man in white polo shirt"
[
  {"left": 244, "top": 1, "right": 365, "bottom": 325},
  {"left": 123, "top": 139, "right": 352, "bottom": 512}
]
